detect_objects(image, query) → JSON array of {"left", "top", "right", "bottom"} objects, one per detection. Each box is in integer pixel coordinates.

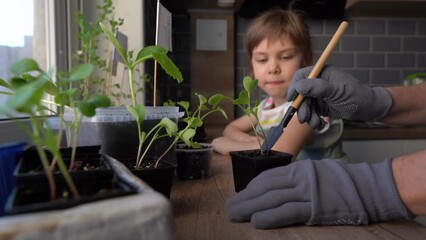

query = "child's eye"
[
  {"left": 255, "top": 58, "right": 267, "bottom": 63},
  {"left": 281, "top": 55, "right": 294, "bottom": 60}
]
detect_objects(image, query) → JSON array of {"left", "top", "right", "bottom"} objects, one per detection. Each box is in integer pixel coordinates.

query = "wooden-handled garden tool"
[{"left": 260, "top": 21, "right": 349, "bottom": 152}]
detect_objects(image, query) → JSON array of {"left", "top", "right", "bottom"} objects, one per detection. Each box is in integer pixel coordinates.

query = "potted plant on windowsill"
[
  {"left": 99, "top": 22, "right": 184, "bottom": 197},
  {"left": 0, "top": 58, "right": 134, "bottom": 214},
  {"left": 223, "top": 76, "right": 293, "bottom": 192},
  {"left": 59, "top": 0, "right": 127, "bottom": 148},
  {"left": 0, "top": 59, "right": 172, "bottom": 240}
]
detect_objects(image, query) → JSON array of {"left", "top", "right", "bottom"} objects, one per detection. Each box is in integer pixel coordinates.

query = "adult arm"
[
  {"left": 382, "top": 83, "right": 426, "bottom": 125},
  {"left": 392, "top": 150, "right": 426, "bottom": 215}
]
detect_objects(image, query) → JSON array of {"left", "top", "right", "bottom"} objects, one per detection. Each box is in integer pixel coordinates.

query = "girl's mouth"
[{"left": 266, "top": 81, "right": 285, "bottom": 85}]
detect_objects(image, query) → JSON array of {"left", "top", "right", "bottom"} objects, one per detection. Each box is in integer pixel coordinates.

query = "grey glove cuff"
[
  {"left": 357, "top": 87, "right": 392, "bottom": 122},
  {"left": 342, "top": 158, "right": 415, "bottom": 222}
]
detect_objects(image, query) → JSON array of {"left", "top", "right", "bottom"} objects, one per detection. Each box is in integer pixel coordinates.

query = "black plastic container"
[
  {"left": 175, "top": 143, "right": 213, "bottom": 180},
  {"left": 14, "top": 145, "right": 113, "bottom": 187},
  {"left": 93, "top": 106, "right": 182, "bottom": 164},
  {"left": 5, "top": 175, "right": 136, "bottom": 215},
  {"left": 230, "top": 149, "right": 292, "bottom": 192},
  {"left": 98, "top": 120, "right": 176, "bottom": 164},
  {"left": 5, "top": 155, "right": 137, "bottom": 215},
  {"left": 119, "top": 159, "right": 176, "bottom": 198}
]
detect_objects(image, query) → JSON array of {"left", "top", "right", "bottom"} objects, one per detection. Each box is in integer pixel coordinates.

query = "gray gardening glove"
[
  {"left": 288, "top": 65, "right": 392, "bottom": 129},
  {"left": 227, "top": 159, "right": 414, "bottom": 229}
]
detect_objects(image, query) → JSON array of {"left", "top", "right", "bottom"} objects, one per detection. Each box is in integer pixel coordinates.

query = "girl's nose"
[{"left": 268, "top": 61, "right": 280, "bottom": 74}]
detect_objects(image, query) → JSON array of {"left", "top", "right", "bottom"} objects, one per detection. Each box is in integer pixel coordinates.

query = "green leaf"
[
  {"left": 10, "top": 77, "right": 28, "bottom": 90},
  {"left": 208, "top": 94, "right": 225, "bottom": 108},
  {"left": 179, "top": 128, "right": 196, "bottom": 147},
  {"left": 135, "top": 45, "right": 168, "bottom": 60},
  {"left": 99, "top": 22, "right": 129, "bottom": 66},
  {"left": 54, "top": 92, "right": 72, "bottom": 106},
  {"left": 2, "top": 76, "right": 48, "bottom": 114},
  {"left": 78, "top": 95, "right": 111, "bottom": 117},
  {"left": 151, "top": 52, "right": 183, "bottom": 83},
  {"left": 243, "top": 76, "right": 258, "bottom": 93},
  {"left": 159, "top": 118, "right": 178, "bottom": 135},
  {"left": 233, "top": 90, "right": 249, "bottom": 105},
  {"left": 196, "top": 93, "right": 207, "bottom": 106},
  {"left": 216, "top": 108, "right": 228, "bottom": 120},
  {"left": 67, "top": 64, "right": 94, "bottom": 82},
  {"left": 11, "top": 58, "right": 40, "bottom": 76},
  {"left": 126, "top": 104, "right": 146, "bottom": 123},
  {"left": 0, "top": 78, "right": 12, "bottom": 90},
  {"left": 177, "top": 101, "right": 190, "bottom": 113},
  {"left": 185, "top": 117, "right": 203, "bottom": 129},
  {"left": 44, "top": 79, "right": 60, "bottom": 96}
]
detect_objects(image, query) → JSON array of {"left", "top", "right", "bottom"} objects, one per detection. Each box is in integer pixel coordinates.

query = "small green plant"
[
  {"left": 154, "top": 93, "right": 227, "bottom": 167},
  {"left": 73, "top": 0, "right": 124, "bottom": 102},
  {"left": 222, "top": 76, "right": 267, "bottom": 153},
  {"left": 99, "top": 21, "right": 184, "bottom": 168},
  {"left": 0, "top": 58, "right": 111, "bottom": 201}
]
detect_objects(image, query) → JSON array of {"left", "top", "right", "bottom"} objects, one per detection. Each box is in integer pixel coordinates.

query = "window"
[{"left": 0, "top": 0, "right": 69, "bottom": 143}]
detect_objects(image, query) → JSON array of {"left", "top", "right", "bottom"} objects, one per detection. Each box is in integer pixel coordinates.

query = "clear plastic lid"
[{"left": 64, "top": 106, "right": 184, "bottom": 122}]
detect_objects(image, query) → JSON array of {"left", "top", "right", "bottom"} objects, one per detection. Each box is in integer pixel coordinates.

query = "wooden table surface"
[{"left": 170, "top": 153, "right": 426, "bottom": 240}]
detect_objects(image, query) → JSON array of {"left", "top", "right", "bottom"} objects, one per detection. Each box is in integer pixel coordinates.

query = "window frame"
[{"left": 0, "top": 0, "right": 72, "bottom": 145}]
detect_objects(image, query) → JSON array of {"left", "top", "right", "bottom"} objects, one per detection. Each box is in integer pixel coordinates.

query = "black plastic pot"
[
  {"left": 98, "top": 119, "right": 177, "bottom": 164},
  {"left": 175, "top": 143, "right": 213, "bottom": 180},
  {"left": 119, "top": 159, "right": 176, "bottom": 198},
  {"left": 94, "top": 106, "right": 182, "bottom": 164},
  {"left": 14, "top": 145, "right": 113, "bottom": 187},
  {"left": 5, "top": 154, "right": 137, "bottom": 216},
  {"left": 230, "top": 149, "right": 293, "bottom": 192}
]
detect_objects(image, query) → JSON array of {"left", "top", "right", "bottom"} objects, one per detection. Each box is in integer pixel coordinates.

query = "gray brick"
[
  {"left": 236, "top": 17, "right": 250, "bottom": 34},
  {"left": 308, "top": 20, "right": 324, "bottom": 35},
  {"left": 236, "top": 51, "right": 249, "bottom": 68},
  {"left": 356, "top": 19, "right": 386, "bottom": 35},
  {"left": 387, "top": 53, "right": 415, "bottom": 68},
  {"left": 357, "top": 53, "right": 385, "bottom": 68},
  {"left": 372, "top": 37, "right": 401, "bottom": 52},
  {"left": 341, "top": 37, "right": 370, "bottom": 51},
  {"left": 372, "top": 70, "right": 402, "bottom": 85},
  {"left": 403, "top": 37, "right": 426, "bottom": 51},
  {"left": 388, "top": 20, "right": 416, "bottom": 35},
  {"left": 236, "top": 33, "right": 245, "bottom": 51},
  {"left": 419, "top": 20, "right": 426, "bottom": 35},
  {"left": 344, "top": 69, "right": 370, "bottom": 84},
  {"left": 236, "top": 68, "right": 247, "bottom": 84},
  {"left": 417, "top": 54, "right": 426, "bottom": 68},
  {"left": 311, "top": 36, "right": 335, "bottom": 51},
  {"left": 325, "top": 20, "right": 355, "bottom": 35},
  {"left": 327, "top": 53, "right": 355, "bottom": 68}
]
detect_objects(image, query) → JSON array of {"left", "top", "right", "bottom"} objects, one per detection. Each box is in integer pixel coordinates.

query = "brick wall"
[{"left": 235, "top": 16, "right": 426, "bottom": 102}]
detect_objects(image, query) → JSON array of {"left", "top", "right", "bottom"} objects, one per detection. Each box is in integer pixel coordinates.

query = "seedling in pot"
[
  {"left": 156, "top": 93, "right": 227, "bottom": 167},
  {"left": 0, "top": 58, "right": 111, "bottom": 201},
  {"left": 99, "top": 22, "right": 183, "bottom": 169},
  {"left": 219, "top": 76, "right": 269, "bottom": 155}
]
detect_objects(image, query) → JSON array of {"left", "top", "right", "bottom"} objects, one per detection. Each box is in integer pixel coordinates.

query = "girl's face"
[{"left": 251, "top": 35, "right": 303, "bottom": 105}]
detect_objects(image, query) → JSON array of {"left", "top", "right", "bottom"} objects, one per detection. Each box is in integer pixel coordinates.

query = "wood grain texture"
[{"left": 171, "top": 153, "right": 426, "bottom": 240}]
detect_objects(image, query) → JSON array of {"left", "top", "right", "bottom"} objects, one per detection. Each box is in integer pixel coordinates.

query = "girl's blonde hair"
[{"left": 246, "top": 9, "right": 313, "bottom": 68}]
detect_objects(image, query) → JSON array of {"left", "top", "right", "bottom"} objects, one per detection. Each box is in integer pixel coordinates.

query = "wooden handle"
[{"left": 291, "top": 21, "right": 349, "bottom": 108}]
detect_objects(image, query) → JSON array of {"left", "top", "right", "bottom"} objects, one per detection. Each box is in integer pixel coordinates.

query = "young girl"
[{"left": 212, "top": 9, "right": 347, "bottom": 162}]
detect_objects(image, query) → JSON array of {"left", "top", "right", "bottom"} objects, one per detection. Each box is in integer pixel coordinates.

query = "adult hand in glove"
[
  {"left": 288, "top": 65, "right": 393, "bottom": 129},
  {"left": 227, "top": 159, "right": 414, "bottom": 229}
]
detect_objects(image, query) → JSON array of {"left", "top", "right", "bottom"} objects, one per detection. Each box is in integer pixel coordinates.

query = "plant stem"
[{"left": 31, "top": 117, "right": 56, "bottom": 200}]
